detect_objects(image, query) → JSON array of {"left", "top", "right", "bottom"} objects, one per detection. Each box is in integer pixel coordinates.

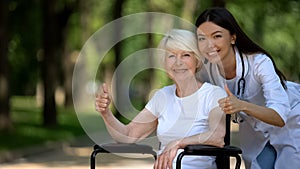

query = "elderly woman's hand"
[
  {"left": 95, "top": 83, "right": 111, "bottom": 114},
  {"left": 154, "top": 140, "right": 182, "bottom": 169}
]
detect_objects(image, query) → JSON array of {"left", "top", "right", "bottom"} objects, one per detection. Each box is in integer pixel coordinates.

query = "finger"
[
  {"left": 163, "top": 153, "right": 168, "bottom": 169},
  {"left": 223, "top": 107, "right": 234, "bottom": 114},
  {"left": 224, "top": 84, "right": 233, "bottom": 96},
  {"left": 156, "top": 155, "right": 163, "bottom": 169},
  {"left": 102, "top": 83, "right": 108, "bottom": 93},
  {"left": 168, "top": 152, "right": 176, "bottom": 169},
  {"left": 218, "top": 97, "right": 227, "bottom": 105},
  {"left": 218, "top": 97, "right": 230, "bottom": 109},
  {"left": 100, "top": 92, "right": 109, "bottom": 100},
  {"left": 153, "top": 158, "right": 158, "bottom": 169}
]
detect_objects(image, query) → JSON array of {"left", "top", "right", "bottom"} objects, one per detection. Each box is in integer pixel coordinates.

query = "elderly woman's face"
[{"left": 164, "top": 48, "right": 199, "bottom": 82}]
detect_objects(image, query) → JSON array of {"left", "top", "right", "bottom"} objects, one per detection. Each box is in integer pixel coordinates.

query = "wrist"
[
  {"left": 177, "top": 139, "right": 186, "bottom": 149},
  {"left": 239, "top": 100, "right": 249, "bottom": 113}
]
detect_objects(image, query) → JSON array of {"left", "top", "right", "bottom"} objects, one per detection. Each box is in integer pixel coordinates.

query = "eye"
[
  {"left": 198, "top": 36, "right": 206, "bottom": 41},
  {"left": 168, "top": 54, "right": 175, "bottom": 58},
  {"left": 213, "top": 34, "right": 222, "bottom": 39},
  {"left": 183, "top": 53, "right": 191, "bottom": 57}
]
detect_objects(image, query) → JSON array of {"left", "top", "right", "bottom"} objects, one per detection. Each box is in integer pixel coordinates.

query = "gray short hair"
[{"left": 158, "top": 29, "right": 201, "bottom": 61}]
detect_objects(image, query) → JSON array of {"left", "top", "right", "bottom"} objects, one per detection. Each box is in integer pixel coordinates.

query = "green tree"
[
  {"left": 0, "top": 0, "right": 12, "bottom": 131},
  {"left": 41, "top": 0, "right": 78, "bottom": 126}
]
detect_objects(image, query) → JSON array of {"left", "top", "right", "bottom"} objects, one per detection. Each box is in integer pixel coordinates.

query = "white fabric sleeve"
[
  {"left": 253, "top": 54, "right": 290, "bottom": 122},
  {"left": 145, "top": 89, "right": 168, "bottom": 117},
  {"left": 207, "top": 86, "right": 227, "bottom": 113}
]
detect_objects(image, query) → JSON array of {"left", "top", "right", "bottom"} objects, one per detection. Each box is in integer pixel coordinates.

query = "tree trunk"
[
  {"left": 113, "top": 0, "right": 126, "bottom": 120},
  {"left": 42, "top": 0, "right": 58, "bottom": 126},
  {"left": 0, "top": 0, "right": 12, "bottom": 132},
  {"left": 63, "top": 49, "right": 75, "bottom": 107},
  {"left": 61, "top": 1, "right": 79, "bottom": 108},
  {"left": 41, "top": 0, "right": 75, "bottom": 126}
]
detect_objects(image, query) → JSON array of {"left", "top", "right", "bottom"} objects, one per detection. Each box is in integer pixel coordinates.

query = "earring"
[{"left": 231, "top": 38, "right": 236, "bottom": 45}]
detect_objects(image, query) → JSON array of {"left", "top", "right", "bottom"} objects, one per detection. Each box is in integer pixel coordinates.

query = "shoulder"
[
  {"left": 247, "top": 53, "right": 276, "bottom": 76},
  {"left": 250, "top": 53, "right": 273, "bottom": 67},
  {"left": 201, "top": 83, "right": 227, "bottom": 98},
  {"left": 148, "top": 84, "right": 175, "bottom": 100}
]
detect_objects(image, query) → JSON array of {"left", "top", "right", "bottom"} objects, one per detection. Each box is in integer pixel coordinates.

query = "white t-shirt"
[{"left": 145, "top": 82, "right": 227, "bottom": 169}]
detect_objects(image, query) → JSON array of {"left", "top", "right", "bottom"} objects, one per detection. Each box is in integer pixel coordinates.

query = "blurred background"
[{"left": 0, "top": 0, "right": 299, "bottom": 164}]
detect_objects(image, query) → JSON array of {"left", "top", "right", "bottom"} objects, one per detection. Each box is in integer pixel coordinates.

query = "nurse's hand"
[
  {"left": 218, "top": 85, "right": 243, "bottom": 114},
  {"left": 154, "top": 140, "right": 181, "bottom": 169}
]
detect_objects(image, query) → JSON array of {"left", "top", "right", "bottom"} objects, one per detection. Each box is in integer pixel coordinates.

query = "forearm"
[
  {"left": 179, "top": 130, "right": 225, "bottom": 148},
  {"left": 96, "top": 83, "right": 151, "bottom": 143},
  {"left": 239, "top": 100, "right": 285, "bottom": 127},
  {"left": 179, "top": 108, "right": 226, "bottom": 148},
  {"left": 100, "top": 108, "right": 158, "bottom": 143},
  {"left": 219, "top": 86, "right": 285, "bottom": 127},
  {"left": 100, "top": 110, "right": 131, "bottom": 143}
]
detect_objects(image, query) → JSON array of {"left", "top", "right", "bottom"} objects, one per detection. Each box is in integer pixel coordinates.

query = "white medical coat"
[{"left": 201, "top": 51, "right": 300, "bottom": 169}]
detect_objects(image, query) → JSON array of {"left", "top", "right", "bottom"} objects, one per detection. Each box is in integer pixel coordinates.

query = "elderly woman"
[{"left": 95, "top": 29, "right": 227, "bottom": 169}]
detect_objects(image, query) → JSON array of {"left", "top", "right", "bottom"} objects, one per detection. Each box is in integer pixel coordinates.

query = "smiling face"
[
  {"left": 164, "top": 49, "right": 199, "bottom": 82},
  {"left": 197, "top": 22, "right": 236, "bottom": 64}
]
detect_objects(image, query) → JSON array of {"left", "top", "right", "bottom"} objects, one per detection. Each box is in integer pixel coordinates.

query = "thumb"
[
  {"left": 102, "top": 83, "right": 108, "bottom": 93},
  {"left": 224, "top": 84, "right": 233, "bottom": 96}
]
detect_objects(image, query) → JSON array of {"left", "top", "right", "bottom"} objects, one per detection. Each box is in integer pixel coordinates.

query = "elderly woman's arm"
[
  {"left": 154, "top": 106, "right": 226, "bottom": 169},
  {"left": 96, "top": 83, "right": 158, "bottom": 143}
]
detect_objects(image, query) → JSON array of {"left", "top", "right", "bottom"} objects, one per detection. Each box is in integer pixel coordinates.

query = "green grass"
[{"left": 0, "top": 96, "right": 86, "bottom": 152}]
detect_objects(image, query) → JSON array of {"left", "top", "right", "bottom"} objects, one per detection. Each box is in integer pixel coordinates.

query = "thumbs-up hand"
[
  {"left": 218, "top": 85, "right": 242, "bottom": 114},
  {"left": 95, "top": 83, "right": 111, "bottom": 114}
]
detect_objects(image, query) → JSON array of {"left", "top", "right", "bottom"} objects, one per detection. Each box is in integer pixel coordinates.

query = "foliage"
[
  {"left": 0, "top": 96, "right": 85, "bottom": 151},
  {"left": 227, "top": 0, "right": 300, "bottom": 82},
  {"left": 3, "top": 0, "right": 300, "bottom": 130},
  {"left": 8, "top": 0, "right": 42, "bottom": 95}
]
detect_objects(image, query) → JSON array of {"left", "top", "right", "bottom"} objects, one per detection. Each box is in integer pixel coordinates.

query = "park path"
[
  {"left": 0, "top": 134, "right": 156, "bottom": 169},
  {"left": 1, "top": 132, "right": 244, "bottom": 169}
]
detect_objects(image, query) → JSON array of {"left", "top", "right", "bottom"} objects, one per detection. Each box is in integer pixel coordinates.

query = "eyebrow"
[{"left": 198, "top": 30, "right": 222, "bottom": 36}]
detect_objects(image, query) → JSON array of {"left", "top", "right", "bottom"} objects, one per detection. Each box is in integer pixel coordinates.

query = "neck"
[
  {"left": 175, "top": 79, "right": 202, "bottom": 97},
  {"left": 219, "top": 47, "right": 236, "bottom": 80}
]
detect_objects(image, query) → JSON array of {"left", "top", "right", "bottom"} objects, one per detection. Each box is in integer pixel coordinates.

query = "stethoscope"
[
  {"left": 208, "top": 48, "right": 249, "bottom": 123},
  {"left": 233, "top": 48, "right": 247, "bottom": 123}
]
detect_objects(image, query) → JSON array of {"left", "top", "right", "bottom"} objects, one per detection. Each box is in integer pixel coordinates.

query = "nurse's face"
[{"left": 197, "top": 22, "right": 236, "bottom": 64}]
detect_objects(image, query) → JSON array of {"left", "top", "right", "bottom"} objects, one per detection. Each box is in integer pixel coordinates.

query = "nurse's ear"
[{"left": 231, "top": 34, "right": 237, "bottom": 45}]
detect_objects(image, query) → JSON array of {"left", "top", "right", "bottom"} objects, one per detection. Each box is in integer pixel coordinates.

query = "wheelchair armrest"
[
  {"left": 93, "top": 143, "right": 156, "bottom": 155},
  {"left": 183, "top": 144, "right": 242, "bottom": 156},
  {"left": 91, "top": 143, "right": 157, "bottom": 169},
  {"left": 176, "top": 144, "right": 242, "bottom": 169}
]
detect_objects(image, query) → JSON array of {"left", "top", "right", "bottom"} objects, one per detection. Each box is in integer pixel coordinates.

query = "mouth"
[
  {"left": 173, "top": 69, "right": 188, "bottom": 73},
  {"left": 207, "top": 50, "right": 220, "bottom": 57}
]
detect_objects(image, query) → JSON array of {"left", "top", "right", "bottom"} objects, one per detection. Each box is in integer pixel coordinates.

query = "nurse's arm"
[
  {"left": 237, "top": 100, "right": 284, "bottom": 127},
  {"left": 219, "top": 85, "right": 285, "bottom": 127}
]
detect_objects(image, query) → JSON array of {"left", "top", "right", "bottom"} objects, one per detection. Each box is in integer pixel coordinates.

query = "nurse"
[{"left": 195, "top": 7, "right": 300, "bottom": 169}]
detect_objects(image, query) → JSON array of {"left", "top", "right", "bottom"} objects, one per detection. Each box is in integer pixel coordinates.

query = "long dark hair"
[{"left": 195, "top": 7, "right": 287, "bottom": 89}]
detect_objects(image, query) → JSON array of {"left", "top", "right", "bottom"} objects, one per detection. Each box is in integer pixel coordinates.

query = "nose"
[
  {"left": 207, "top": 39, "right": 214, "bottom": 48},
  {"left": 175, "top": 55, "right": 183, "bottom": 65}
]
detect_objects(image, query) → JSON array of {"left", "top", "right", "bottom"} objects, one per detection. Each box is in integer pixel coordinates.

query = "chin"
[{"left": 206, "top": 58, "right": 220, "bottom": 64}]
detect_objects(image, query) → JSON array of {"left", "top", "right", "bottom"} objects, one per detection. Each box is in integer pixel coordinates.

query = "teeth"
[
  {"left": 208, "top": 51, "right": 218, "bottom": 56},
  {"left": 174, "top": 69, "right": 186, "bottom": 73}
]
